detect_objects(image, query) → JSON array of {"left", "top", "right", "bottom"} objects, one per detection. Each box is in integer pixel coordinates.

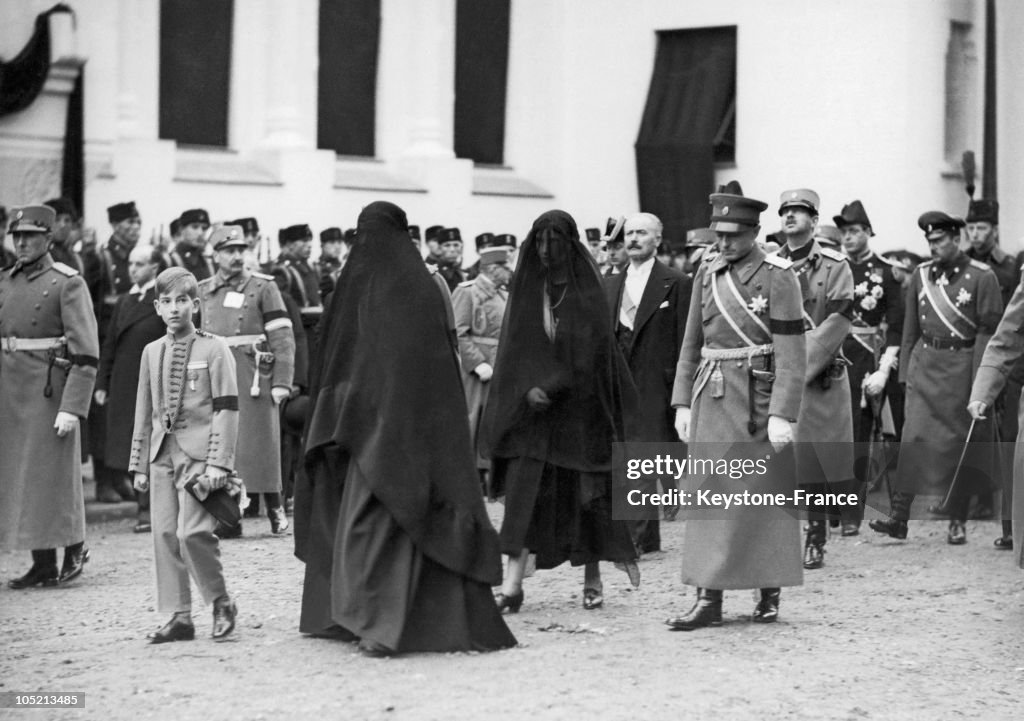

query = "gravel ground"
[{"left": 1, "top": 501, "right": 1022, "bottom": 721}]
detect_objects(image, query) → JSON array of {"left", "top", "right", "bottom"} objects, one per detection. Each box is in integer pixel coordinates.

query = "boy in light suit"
[{"left": 130, "top": 267, "right": 240, "bottom": 643}]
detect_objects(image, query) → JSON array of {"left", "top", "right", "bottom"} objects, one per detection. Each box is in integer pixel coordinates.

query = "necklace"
[{"left": 158, "top": 335, "right": 196, "bottom": 433}]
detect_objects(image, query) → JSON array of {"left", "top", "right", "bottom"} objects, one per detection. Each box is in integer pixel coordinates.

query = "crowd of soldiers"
[{"left": 1, "top": 186, "right": 1021, "bottom": 632}]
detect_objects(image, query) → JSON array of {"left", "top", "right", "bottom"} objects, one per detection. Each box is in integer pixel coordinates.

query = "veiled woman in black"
[
  {"left": 482, "top": 209, "right": 640, "bottom": 612},
  {"left": 294, "top": 200, "right": 515, "bottom": 656}
]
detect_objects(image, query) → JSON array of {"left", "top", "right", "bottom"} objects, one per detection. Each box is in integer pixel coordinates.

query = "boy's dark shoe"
[
  {"left": 148, "top": 613, "right": 195, "bottom": 644},
  {"left": 212, "top": 595, "right": 237, "bottom": 640}
]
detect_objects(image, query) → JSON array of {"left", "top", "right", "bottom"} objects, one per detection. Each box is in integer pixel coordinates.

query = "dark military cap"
[
  {"left": 833, "top": 200, "right": 873, "bottom": 234},
  {"left": 709, "top": 182, "right": 768, "bottom": 234},
  {"left": 408, "top": 225, "right": 421, "bottom": 241},
  {"left": 45, "top": 197, "right": 79, "bottom": 221},
  {"left": 778, "top": 188, "right": 820, "bottom": 216},
  {"left": 475, "top": 232, "right": 496, "bottom": 250},
  {"left": 441, "top": 227, "right": 462, "bottom": 243},
  {"left": 425, "top": 225, "right": 444, "bottom": 243},
  {"left": 814, "top": 224, "right": 842, "bottom": 248},
  {"left": 210, "top": 225, "right": 247, "bottom": 251},
  {"left": 917, "top": 211, "right": 965, "bottom": 241},
  {"left": 584, "top": 228, "right": 601, "bottom": 243},
  {"left": 685, "top": 227, "right": 717, "bottom": 249},
  {"left": 179, "top": 208, "right": 210, "bottom": 228},
  {"left": 344, "top": 228, "right": 357, "bottom": 244},
  {"left": 109, "top": 201, "right": 140, "bottom": 224},
  {"left": 603, "top": 216, "right": 625, "bottom": 245},
  {"left": 279, "top": 224, "right": 313, "bottom": 244},
  {"left": 230, "top": 217, "right": 260, "bottom": 236},
  {"left": 170, "top": 218, "right": 181, "bottom": 236},
  {"left": 7, "top": 205, "right": 56, "bottom": 234},
  {"left": 496, "top": 233, "right": 517, "bottom": 249},
  {"left": 966, "top": 199, "right": 999, "bottom": 225},
  {"left": 320, "top": 227, "right": 344, "bottom": 244}
]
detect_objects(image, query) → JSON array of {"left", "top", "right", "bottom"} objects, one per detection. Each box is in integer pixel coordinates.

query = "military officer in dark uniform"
[
  {"left": 435, "top": 227, "right": 467, "bottom": 292},
  {"left": 667, "top": 183, "right": 806, "bottom": 629},
  {"left": 0, "top": 205, "right": 14, "bottom": 267},
  {"left": 171, "top": 208, "right": 214, "bottom": 281},
  {"left": 1, "top": 205, "right": 99, "bottom": 587},
  {"left": 774, "top": 190, "right": 855, "bottom": 569},
  {"left": 680, "top": 228, "right": 716, "bottom": 279},
  {"left": 964, "top": 199, "right": 1020, "bottom": 541},
  {"left": 870, "top": 211, "right": 1003, "bottom": 544},
  {"left": 424, "top": 224, "right": 445, "bottom": 267},
  {"left": 465, "top": 232, "right": 497, "bottom": 281},
  {"left": 317, "top": 226, "right": 345, "bottom": 300},
  {"left": 43, "top": 197, "right": 84, "bottom": 274},
  {"left": 834, "top": 200, "right": 905, "bottom": 536},
  {"left": 199, "top": 225, "right": 296, "bottom": 536},
  {"left": 83, "top": 200, "right": 142, "bottom": 502},
  {"left": 277, "top": 223, "right": 322, "bottom": 362}
]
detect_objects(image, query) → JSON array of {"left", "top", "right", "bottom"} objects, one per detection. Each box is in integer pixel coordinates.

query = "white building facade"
[{"left": 1, "top": 0, "right": 1021, "bottom": 257}]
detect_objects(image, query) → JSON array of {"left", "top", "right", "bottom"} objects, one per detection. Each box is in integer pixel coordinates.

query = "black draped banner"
[
  {"left": 635, "top": 26, "right": 736, "bottom": 252},
  {"left": 454, "top": 0, "right": 510, "bottom": 164},
  {"left": 317, "top": 0, "right": 381, "bottom": 157},
  {"left": 0, "top": 4, "right": 73, "bottom": 118}
]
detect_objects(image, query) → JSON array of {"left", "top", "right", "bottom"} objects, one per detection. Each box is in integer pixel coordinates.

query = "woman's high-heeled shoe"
[
  {"left": 582, "top": 587, "right": 604, "bottom": 610},
  {"left": 494, "top": 589, "right": 524, "bottom": 614}
]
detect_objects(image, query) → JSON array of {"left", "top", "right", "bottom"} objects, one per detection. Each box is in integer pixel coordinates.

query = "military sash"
[
  {"left": 711, "top": 268, "right": 772, "bottom": 346},
  {"left": 919, "top": 267, "right": 975, "bottom": 340}
]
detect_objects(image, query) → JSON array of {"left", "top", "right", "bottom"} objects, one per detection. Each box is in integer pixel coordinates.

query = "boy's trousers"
[{"left": 150, "top": 435, "right": 226, "bottom": 613}]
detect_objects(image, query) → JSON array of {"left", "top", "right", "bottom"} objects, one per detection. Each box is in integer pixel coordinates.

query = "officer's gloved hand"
[
  {"left": 966, "top": 401, "right": 988, "bottom": 420},
  {"left": 767, "top": 415, "right": 794, "bottom": 451},
  {"left": 54, "top": 411, "right": 79, "bottom": 438},
  {"left": 474, "top": 362, "right": 494, "bottom": 382},
  {"left": 863, "top": 369, "right": 888, "bottom": 396},
  {"left": 674, "top": 407, "right": 690, "bottom": 443},
  {"left": 134, "top": 473, "right": 149, "bottom": 493}
]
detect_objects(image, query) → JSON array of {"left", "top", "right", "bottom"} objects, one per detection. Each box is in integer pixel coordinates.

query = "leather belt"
[
  {"left": 922, "top": 334, "right": 974, "bottom": 350},
  {"left": 2, "top": 335, "right": 66, "bottom": 352},
  {"left": 700, "top": 343, "right": 773, "bottom": 361},
  {"left": 224, "top": 334, "right": 267, "bottom": 347},
  {"left": 850, "top": 325, "right": 880, "bottom": 336}
]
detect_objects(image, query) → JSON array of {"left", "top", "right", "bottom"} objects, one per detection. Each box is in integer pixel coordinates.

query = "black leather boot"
[
  {"left": 59, "top": 542, "right": 90, "bottom": 583},
  {"left": 868, "top": 516, "right": 908, "bottom": 539},
  {"left": 9, "top": 549, "right": 59, "bottom": 589},
  {"left": 212, "top": 594, "right": 237, "bottom": 640},
  {"left": 803, "top": 520, "right": 826, "bottom": 570},
  {"left": 665, "top": 588, "right": 723, "bottom": 631},
  {"left": 752, "top": 588, "right": 780, "bottom": 623}
]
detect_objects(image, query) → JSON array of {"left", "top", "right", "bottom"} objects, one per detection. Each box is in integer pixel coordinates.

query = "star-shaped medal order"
[
  {"left": 748, "top": 294, "right": 768, "bottom": 314},
  {"left": 956, "top": 288, "right": 971, "bottom": 306}
]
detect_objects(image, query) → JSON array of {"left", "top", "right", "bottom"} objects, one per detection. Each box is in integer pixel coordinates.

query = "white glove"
[
  {"left": 674, "top": 407, "right": 691, "bottom": 443},
  {"left": 133, "top": 473, "right": 149, "bottom": 493},
  {"left": 966, "top": 401, "right": 988, "bottom": 420},
  {"left": 862, "top": 369, "right": 889, "bottom": 397},
  {"left": 54, "top": 411, "right": 79, "bottom": 438},
  {"left": 474, "top": 362, "right": 494, "bottom": 382},
  {"left": 767, "top": 415, "right": 794, "bottom": 451},
  {"left": 93, "top": 389, "right": 108, "bottom": 406}
]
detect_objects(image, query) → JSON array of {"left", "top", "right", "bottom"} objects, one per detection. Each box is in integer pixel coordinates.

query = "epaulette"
[
  {"left": 764, "top": 253, "right": 793, "bottom": 270},
  {"left": 197, "top": 275, "right": 214, "bottom": 286},
  {"left": 252, "top": 271, "right": 274, "bottom": 281},
  {"left": 456, "top": 279, "right": 474, "bottom": 288},
  {"left": 968, "top": 258, "right": 989, "bottom": 271},
  {"left": 51, "top": 261, "right": 79, "bottom": 277},
  {"left": 819, "top": 247, "right": 847, "bottom": 263},
  {"left": 918, "top": 259, "right": 935, "bottom": 268}
]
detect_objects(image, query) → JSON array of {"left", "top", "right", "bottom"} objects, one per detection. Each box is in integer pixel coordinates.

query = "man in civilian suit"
[{"left": 605, "top": 212, "right": 691, "bottom": 553}]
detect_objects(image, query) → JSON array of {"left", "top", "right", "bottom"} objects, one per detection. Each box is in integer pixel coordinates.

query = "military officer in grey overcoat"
[
  {"left": 667, "top": 183, "right": 806, "bottom": 630},
  {"left": 1, "top": 205, "right": 99, "bottom": 587},
  {"left": 199, "top": 226, "right": 295, "bottom": 536},
  {"left": 773, "top": 189, "right": 855, "bottom": 570},
  {"left": 870, "top": 211, "right": 1002, "bottom": 544},
  {"left": 451, "top": 245, "right": 511, "bottom": 492}
]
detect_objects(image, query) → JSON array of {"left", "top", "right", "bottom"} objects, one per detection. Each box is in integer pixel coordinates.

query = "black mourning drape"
[
  {"left": 61, "top": 71, "right": 84, "bottom": 214},
  {"left": 159, "top": 0, "right": 233, "bottom": 146},
  {"left": 0, "top": 4, "right": 74, "bottom": 117},
  {"left": 454, "top": 0, "right": 510, "bottom": 164},
  {"left": 317, "top": 0, "right": 380, "bottom": 157},
  {"left": 635, "top": 26, "right": 736, "bottom": 252}
]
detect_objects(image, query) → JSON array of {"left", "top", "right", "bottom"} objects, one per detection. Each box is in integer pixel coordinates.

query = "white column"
[{"left": 260, "top": 0, "right": 316, "bottom": 148}]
